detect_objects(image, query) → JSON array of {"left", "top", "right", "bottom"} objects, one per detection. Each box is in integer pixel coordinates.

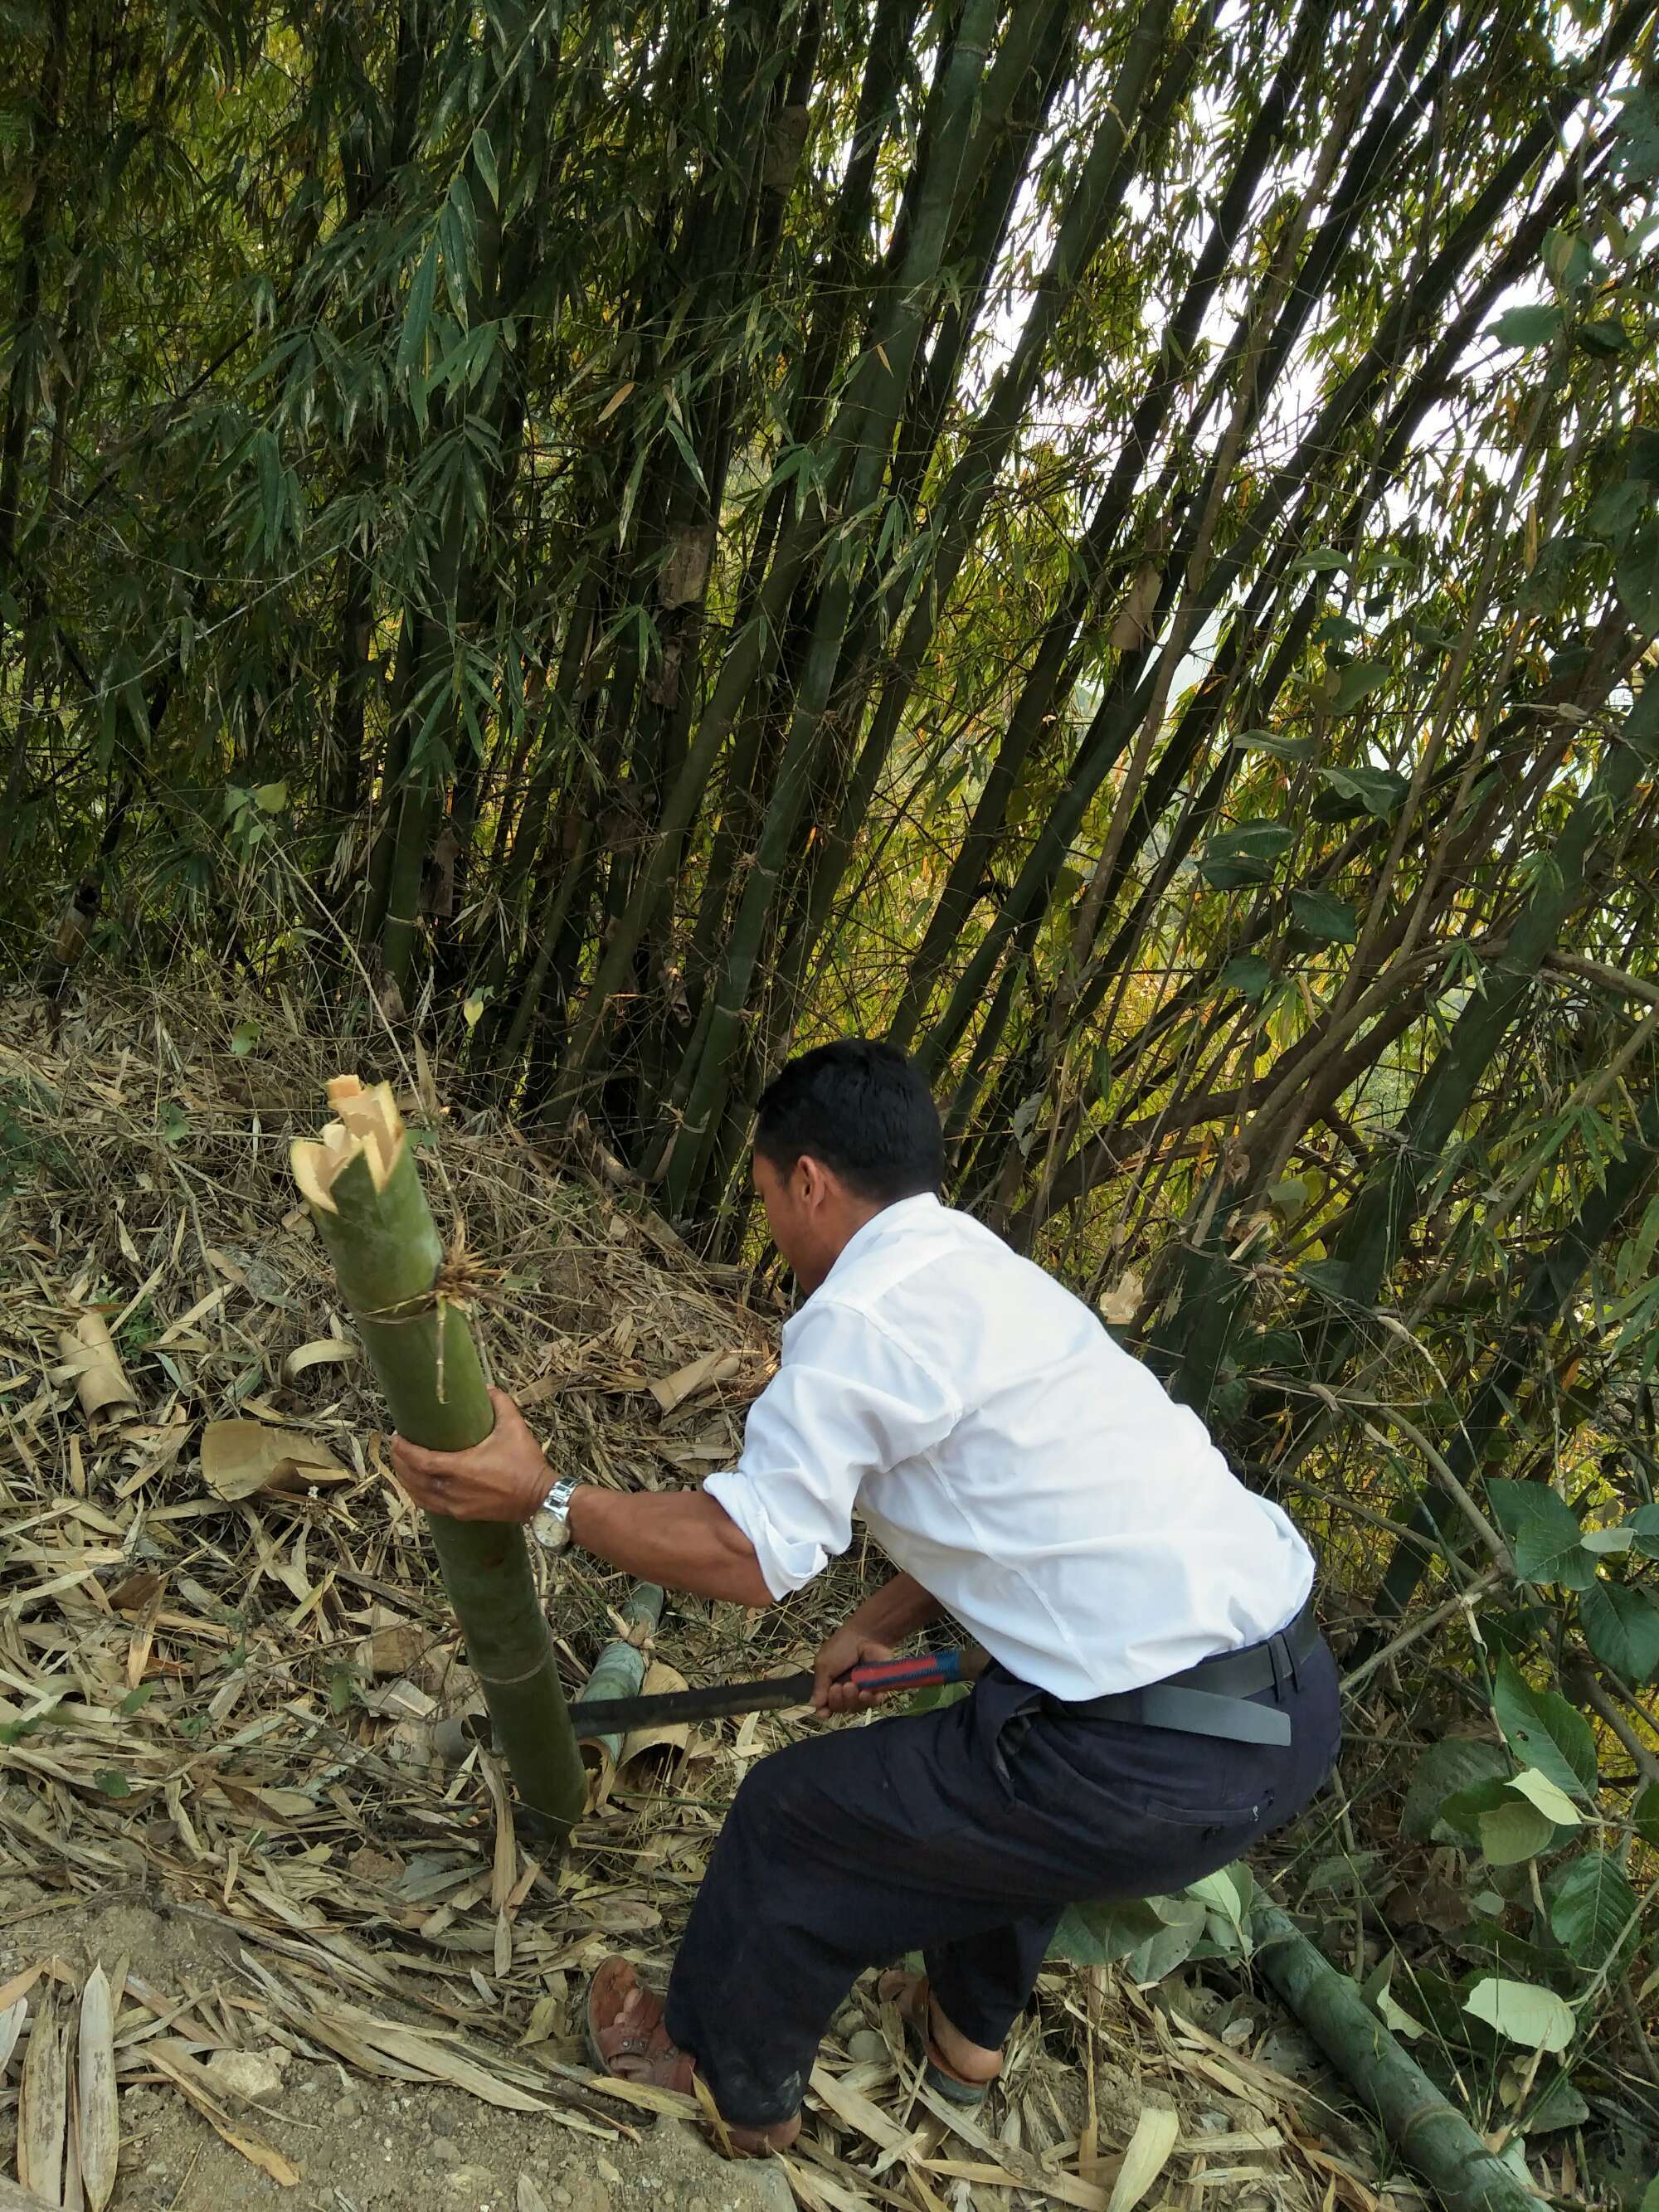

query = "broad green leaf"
[
  {"left": 1523, "top": 2073, "right": 1588, "bottom": 2133},
  {"left": 230, "top": 1020, "right": 260, "bottom": 1056},
  {"left": 1220, "top": 954, "right": 1273, "bottom": 1000},
  {"left": 1613, "top": 83, "right": 1659, "bottom": 182},
  {"left": 1489, "top": 303, "right": 1563, "bottom": 348},
  {"left": 1486, "top": 1477, "right": 1593, "bottom": 1589},
  {"left": 1628, "top": 1502, "right": 1659, "bottom": 1559},
  {"left": 1401, "top": 1738, "right": 1510, "bottom": 1841},
  {"left": 1288, "top": 890, "right": 1356, "bottom": 944},
  {"left": 904, "top": 1680, "right": 970, "bottom": 1715},
  {"left": 1547, "top": 1852, "right": 1640, "bottom": 1969},
  {"left": 1199, "top": 820, "right": 1294, "bottom": 891},
  {"left": 1363, "top": 1960, "right": 1425, "bottom": 2040},
  {"left": 1121, "top": 1894, "right": 1206, "bottom": 1984},
  {"left": 1048, "top": 1897, "right": 1165, "bottom": 1966},
  {"left": 1577, "top": 318, "right": 1629, "bottom": 356},
  {"left": 252, "top": 780, "right": 287, "bottom": 814},
  {"left": 1315, "top": 763, "right": 1407, "bottom": 819},
  {"left": 1642, "top": 2178, "right": 1659, "bottom": 2212},
  {"left": 1477, "top": 1800, "right": 1555, "bottom": 1866},
  {"left": 1292, "top": 547, "right": 1346, "bottom": 572},
  {"left": 1331, "top": 660, "right": 1385, "bottom": 712},
  {"left": 1588, "top": 479, "right": 1648, "bottom": 542},
  {"left": 1506, "top": 1767, "right": 1582, "bottom": 1827},
  {"left": 463, "top": 990, "right": 487, "bottom": 1028},
  {"left": 1635, "top": 1782, "right": 1659, "bottom": 1847},
  {"left": 1579, "top": 1525, "right": 1636, "bottom": 1554},
  {"left": 1462, "top": 1977, "right": 1574, "bottom": 2052},
  {"left": 1580, "top": 1580, "right": 1659, "bottom": 1682},
  {"left": 1375, "top": 1984, "right": 1425, "bottom": 2039},
  {"left": 1493, "top": 1659, "right": 1597, "bottom": 1800},
  {"left": 1233, "top": 729, "right": 1314, "bottom": 762},
  {"left": 94, "top": 1771, "right": 130, "bottom": 1798},
  {"left": 1188, "top": 1863, "right": 1252, "bottom": 1944},
  {"left": 1542, "top": 226, "right": 1593, "bottom": 292}
]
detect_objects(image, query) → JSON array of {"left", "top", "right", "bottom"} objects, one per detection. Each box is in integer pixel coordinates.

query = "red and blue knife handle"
[{"left": 844, "top": 1650, "right": 963, "bottom": 1695}]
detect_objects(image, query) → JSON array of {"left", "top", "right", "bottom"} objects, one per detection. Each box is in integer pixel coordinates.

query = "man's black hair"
[{"left": 754, "top": 1039, "right": 944, "bottom": 1203}]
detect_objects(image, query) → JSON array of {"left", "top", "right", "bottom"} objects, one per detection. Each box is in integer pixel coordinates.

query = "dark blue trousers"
[{"left": 664, "top": 1632, "right": 1340, "bottom": 2127}]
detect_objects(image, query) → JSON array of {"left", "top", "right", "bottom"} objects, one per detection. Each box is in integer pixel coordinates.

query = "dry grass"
[{"left": 0, "top": 982, "right": 1404, "bottom": 2212}]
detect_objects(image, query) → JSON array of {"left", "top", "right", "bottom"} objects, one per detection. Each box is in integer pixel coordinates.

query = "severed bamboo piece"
[
  {"left": 1252, "top": 1904, "right": 1541, "bottom": 2212},
  {"left": 291, "top": 1075, "right": 586, "bottom": 1850}
]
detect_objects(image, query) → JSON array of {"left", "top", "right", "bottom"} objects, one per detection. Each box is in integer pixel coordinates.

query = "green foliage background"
[{"left": 6, "top": 0, "right": 1659, "bottom": 2188}]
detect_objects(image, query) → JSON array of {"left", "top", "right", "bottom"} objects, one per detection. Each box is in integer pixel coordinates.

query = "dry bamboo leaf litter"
[{"left": 0, "top": 992, "right": 1389, "bottom": 2212}]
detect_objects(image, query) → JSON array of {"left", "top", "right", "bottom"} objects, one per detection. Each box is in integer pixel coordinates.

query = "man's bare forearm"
[
  {"left": 567, "top": 1485, "right": 773, "bottom": 1608},
  {"left": 842, "top": 1570, "right": 947, "bottom": 1646}
]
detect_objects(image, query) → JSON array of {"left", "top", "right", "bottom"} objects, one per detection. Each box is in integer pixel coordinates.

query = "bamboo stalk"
[
  {"left": 1251, "top": 1904, "right": 1540, "bottom": 2212},
  {"left": 290, "top": 1074, "right": 586, "bottom": 1850},
  {"left": 572, "top": 1582, "right": 666, "bottom": 1777}
]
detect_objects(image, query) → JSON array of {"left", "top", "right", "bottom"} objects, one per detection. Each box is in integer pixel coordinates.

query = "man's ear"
[{"left": 796, "top": 1152, "right": 834, "bottom": 1208}]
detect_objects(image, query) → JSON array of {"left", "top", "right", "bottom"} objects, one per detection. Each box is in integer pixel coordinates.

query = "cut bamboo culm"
[{"left": 291, "top": 1074, "right": 586, "bottom": 1850}]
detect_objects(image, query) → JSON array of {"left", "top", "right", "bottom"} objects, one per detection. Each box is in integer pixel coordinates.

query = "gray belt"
[{"left": 1058, "top": 1597, "right": 1321, "bottom": 1748}]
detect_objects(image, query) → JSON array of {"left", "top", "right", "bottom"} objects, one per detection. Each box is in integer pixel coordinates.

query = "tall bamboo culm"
[{"left": 290, "top": 1075, "right": 587, "bottom": 1850}]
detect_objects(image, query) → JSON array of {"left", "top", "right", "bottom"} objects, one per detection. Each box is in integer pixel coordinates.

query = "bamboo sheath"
[{"left": 291, "top": 1077, "right": 586, "bottom": 1849}]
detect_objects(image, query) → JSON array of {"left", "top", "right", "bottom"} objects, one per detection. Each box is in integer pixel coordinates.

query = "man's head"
[{"left": 752, "top": 1039, "right": 944, "bottom": 1294}]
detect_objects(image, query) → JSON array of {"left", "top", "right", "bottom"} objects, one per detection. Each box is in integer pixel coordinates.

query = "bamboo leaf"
[
  {"left": 470, "top": 127, "right": 499, "bottom": 207},
  {"left": 75, "top": 1967, "right": 117, "bottom": 2211},
  {"left": 397, "top": 241, "right": 440, "bottom": 379}
]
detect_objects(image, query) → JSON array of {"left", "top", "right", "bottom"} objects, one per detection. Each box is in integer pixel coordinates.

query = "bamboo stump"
[{"left": 291, "top": 1075, "right": 586, "bottom": 1850}]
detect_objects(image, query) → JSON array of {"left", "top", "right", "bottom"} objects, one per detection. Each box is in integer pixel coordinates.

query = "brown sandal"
[
  {"left": 877, "top": 1971, "right": 1001, "bottom": 2107},
  {"left": 585, "top": 1957, "right": 800, "bottom": 2156}
]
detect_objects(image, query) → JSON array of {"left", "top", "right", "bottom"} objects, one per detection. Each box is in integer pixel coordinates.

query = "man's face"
[
  {"left": 752, "top": 1147, "right": 839, "bottom": 1296},
  {"left": 752, "top": 1147, "right": 809, "bottom": 1282}
]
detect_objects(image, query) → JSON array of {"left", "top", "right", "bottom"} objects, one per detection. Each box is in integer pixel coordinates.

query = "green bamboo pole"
[
  {"left": 291, "top": 1075, "right": 587, "bottom": 1850},
  {"left": 572, "top": 1582, "right": 666, "bottom": 1774},
  {"left": 1251, "top": 1905, "right": 1540, "bottom": 2212}
]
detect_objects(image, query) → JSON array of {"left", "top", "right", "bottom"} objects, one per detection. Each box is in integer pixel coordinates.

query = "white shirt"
[{"left": 704, "top": 1194, "right": 1313, "bottom": 1701}]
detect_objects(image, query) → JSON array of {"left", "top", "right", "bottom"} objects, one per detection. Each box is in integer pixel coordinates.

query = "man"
[{"left": 390, "top": 1040, "right": 1339, "bottom": 2156}]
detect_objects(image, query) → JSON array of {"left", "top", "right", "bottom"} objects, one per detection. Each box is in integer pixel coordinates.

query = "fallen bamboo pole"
[
  {"left": 1250, "top": 1903, "right": 1540, "bottom": 2212},
  {"left": 290, "top": 1074, "right": 586, "bottom": 1850}
]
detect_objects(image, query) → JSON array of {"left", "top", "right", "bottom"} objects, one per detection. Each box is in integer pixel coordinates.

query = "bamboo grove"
[{"left": 7, "top": 0, "right": 1659, "bottom": 2170}]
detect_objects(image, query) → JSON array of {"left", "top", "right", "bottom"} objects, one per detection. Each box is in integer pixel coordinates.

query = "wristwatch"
[{"left": 530, "top": 1471, "right": 581, "bottom": 1553}]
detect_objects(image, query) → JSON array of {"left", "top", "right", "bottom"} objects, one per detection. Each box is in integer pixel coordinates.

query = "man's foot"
[
  {"left": 876, "top": 1971, "right": 1003, "bottom": 2106},
  {"left": 585, "top": 1958, "right": 801, "bottom": 2156}
]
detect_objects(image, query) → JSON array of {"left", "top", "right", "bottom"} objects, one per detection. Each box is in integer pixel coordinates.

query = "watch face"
[{"left": 531, "top": 1509, "right": 570, "bottom": 1552}]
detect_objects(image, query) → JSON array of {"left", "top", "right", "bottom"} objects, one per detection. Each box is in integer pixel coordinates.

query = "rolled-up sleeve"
[{"left": 703, "top": 1301, "right": 961, "bottom": 1599}]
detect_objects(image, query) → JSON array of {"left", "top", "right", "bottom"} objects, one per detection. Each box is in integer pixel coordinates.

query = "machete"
[{"left": 571, "top": 1649, "right": 966, "bottom": 1735}]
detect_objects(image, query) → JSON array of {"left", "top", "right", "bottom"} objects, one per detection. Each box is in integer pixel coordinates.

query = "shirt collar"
[{"left": 820, "top": 1189, "right": 941, "bottom": 1289}]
